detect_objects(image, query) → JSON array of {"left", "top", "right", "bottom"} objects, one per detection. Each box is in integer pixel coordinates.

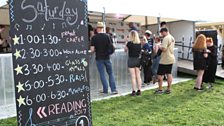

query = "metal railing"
[
  {"left": 0, "top": 49, "right": 178, "bottom": 118},
  {"left": 175, "top": 39, "right": 223, "bottom": 64}
]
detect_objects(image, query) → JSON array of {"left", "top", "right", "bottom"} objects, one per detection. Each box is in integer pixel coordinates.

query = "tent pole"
[
  {"left": 102, "top": 7, "right": 106, "bottom": 32},
  {"left": 145, "top": 16, "right": 148, "bottom": 30},
  {"left": 157, "top": 17, "right": 161, "bottom": 35}
]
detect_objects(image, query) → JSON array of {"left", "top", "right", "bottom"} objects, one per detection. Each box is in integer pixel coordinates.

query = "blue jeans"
[
  {"left": 96, "top": 60, "right": 117, "bottom": 93},
  {"left": 152, "top": 56, "right": 161, "bottom": 76}
]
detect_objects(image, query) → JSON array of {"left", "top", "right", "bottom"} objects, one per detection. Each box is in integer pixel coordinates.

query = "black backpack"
[{"left": 139, "top": 49, "right": 152, "bottom": 67}]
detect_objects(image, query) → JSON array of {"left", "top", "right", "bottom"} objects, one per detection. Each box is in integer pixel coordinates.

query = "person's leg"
[
  {"left": 135, "top": 67, "right": 142, "bottom": 91},
  {"left": 129, "top": 68, "right": 137, "bottom": 92},
  {"left": 105, "top": 60, "right": 117, "bottom": 92},
  {"left": 167, "top": 74, "right": 173, "bottom": 91},
  {"left": 147, "top": 64, "right": 152, "bottom": 83},
  {"left": 157, "top": 64, "right": 164, "bottom": 91},
  {"left": 143, "top": 65, "right": 148, "bottom": 83},
  {"left": 195, "top": 70, "right": 204, "bottom": 89},
  {"left": 96, "top": 60, "right": 108, "bottom": 93},
  {"left": 166, "top": 64, "right": 173, "bottom": 91},
  {"left": 151, "top": 60, "right": 156, "bottom": 77},
  {"left": 157, "top": 75, "right": 164, "bottom": 91},
  {"left": 151, "top": 62, "right": 156, "bottom": 84},
  {"left": 153, "top": 56, "right": 160, "bottom": 84}
]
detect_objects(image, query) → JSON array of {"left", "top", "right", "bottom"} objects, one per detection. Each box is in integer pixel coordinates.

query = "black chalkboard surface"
[{"left": 9, "top": 0, "right": 92, "bottom": 125}]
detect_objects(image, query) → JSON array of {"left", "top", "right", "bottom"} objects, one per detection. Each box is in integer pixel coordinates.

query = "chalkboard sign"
[{"left": 9, "top": 0, "right": 92, "bottom": 125}]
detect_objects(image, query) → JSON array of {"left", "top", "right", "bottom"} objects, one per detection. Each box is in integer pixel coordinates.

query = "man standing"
[
  {"left": 155, "top": 28, "right": 175, "bottom": 94},
  {"left": 160, "top": 21, "right": 167, "bottom": 28},
  {"left": 90, "top": 22, "right": 118, "bottom": 94},
  {"left": 145, "top": 30, "right": 154, "bottom": 49},
  {"left": 129, "top": 22, "right": 138, "bottom": 32}
]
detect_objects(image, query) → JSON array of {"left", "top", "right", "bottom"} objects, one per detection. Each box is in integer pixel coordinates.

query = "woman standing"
[
  {"left": 140, "top": 36, "right": 152, "bottom": 85},
  {"left": 202, "top": 38, "right": 217, "bottom": 88},
  {"left": 151, "top": 37, "right": 162, "bottom": 84},
  {"left": 192, "top": 34, "right": 208, "bottom": 90},
  {"left": 125, "top": 30, "right": 142, "bottom": 96}
]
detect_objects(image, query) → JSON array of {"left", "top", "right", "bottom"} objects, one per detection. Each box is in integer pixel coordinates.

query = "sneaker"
[
  {"left": 111, "top": 90, "right": 118, "bottom": 95},
  {"left": 99, "top": 89, "right": 108, "bottom": 94},
  {"left": 165, "top": 89, "right": 171, "bottom": 94},
  {"left": 130, "top": 91, "right": 136, "bottom": 96},
  {"left": 193, "top": 87, "right": 203, "bottom": 91},
  {"left": 136, "top": 90, "right": 141, "bottom": 96},
  {"left": 154, "top": 90, "right": 163, "bottom": 94}
]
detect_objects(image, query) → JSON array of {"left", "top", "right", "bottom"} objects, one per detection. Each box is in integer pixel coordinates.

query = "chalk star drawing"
[
  {"left": 17, "top": 95, "right": 26, "bottom": 107},
  {"left": 14, "top": 64, "right": 23, "bottom": 75},
  {"left": 14, "top": 49, "right": 21, "bottom": 59},
  {"left": 13, "top": 35, "right": 20, "bottom": 45},
  {"left": 16, "top": 82, "right": 25, "bottom": 93}
]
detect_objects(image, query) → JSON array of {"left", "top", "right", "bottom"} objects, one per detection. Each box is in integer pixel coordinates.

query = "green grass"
[{"left": 1, "top": 79, "right": 224, "bottom": 126}]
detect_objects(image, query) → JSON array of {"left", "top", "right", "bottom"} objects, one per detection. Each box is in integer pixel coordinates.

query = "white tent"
[
  {"left": 1, "top": 0, "right": 223, "bottom": 22},
  {"left": 88, "top": 0, "right": 224, "bottom": 22}
]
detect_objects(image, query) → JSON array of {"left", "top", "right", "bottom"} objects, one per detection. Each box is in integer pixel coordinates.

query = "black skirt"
[
  {"left": 128, "top": 57, "right": 140, "bottom": 68},
  {"left": 193, "top": 51, "right": 207, "bottom": 70}
]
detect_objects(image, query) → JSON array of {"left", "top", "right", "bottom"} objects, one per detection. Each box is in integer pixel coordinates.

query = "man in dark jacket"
[{"left": 90, "top": 22, "right": 118, "bottom": 94}]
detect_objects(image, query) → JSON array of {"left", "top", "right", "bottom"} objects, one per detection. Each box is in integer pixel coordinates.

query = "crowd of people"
[
  {"left": 193, "top": 34, "right": 218, "bottom": 90},
  {"left": 90, "top": 21, "right": 177, "bottom": 96},
  {"left": 89, "top": 20, "right": 224, "bottom": 96}
]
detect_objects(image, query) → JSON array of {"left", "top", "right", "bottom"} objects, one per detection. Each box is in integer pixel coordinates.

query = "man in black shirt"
[
  {"left": 90, "top": 22, "right": 118, "bottom": 94},
  {"left": 129, "top": 22, "right": 138, "bottom": 32}
]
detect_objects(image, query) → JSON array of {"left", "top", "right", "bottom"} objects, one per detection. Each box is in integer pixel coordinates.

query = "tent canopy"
[
  {"left": 1, "top": 0, "right": 223, "bottom": 25},
  {"left": 88, "top": 0, "right": 223, "bottom": 22},
  {"left": 0, "top": 5, "right": 9, "bottom": 25},
  {"left": 88, "top": 11, "right": 179, "bottom": 25}
]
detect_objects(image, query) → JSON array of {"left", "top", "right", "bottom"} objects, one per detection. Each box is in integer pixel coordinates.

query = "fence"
[
  {"left": 175, "top": 38, "right": 223, "bottom": 63},
  {"left": 0, "top": 49, "right": 178, "bottom": 118}
]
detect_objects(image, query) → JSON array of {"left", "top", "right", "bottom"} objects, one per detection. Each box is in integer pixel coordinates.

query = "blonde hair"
[
  {"left": 129, "top": 30, "right": 140, "bottom": 44},
  {"left": 140, "top": 35, "right": 147, "bottom": 43},
  {"left": 193, "top": 34, "right": 207, "bottom": 50}
]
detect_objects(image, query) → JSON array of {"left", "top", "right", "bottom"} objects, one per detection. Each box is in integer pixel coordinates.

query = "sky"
[
  {"left": 1, "top": 0, "right": 223, "bottom": 22},
  {"left": 0, "top": 0, "right": 7, "bottom": 6}
]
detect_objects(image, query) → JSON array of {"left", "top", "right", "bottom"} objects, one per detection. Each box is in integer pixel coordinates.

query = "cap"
[{"left": 145, "top": 30, "right": 152, "bottom": 35}]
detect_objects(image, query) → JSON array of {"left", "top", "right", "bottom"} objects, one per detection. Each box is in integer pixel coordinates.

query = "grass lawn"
[{"left": 1, "top": 79, "right": 224, "bottom": 126}]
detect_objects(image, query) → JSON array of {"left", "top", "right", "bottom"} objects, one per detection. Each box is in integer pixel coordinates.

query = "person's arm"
[
  {"left": 124, "top": 42, "right": 129, "bottom": 53},
  {"left": 160, "top": 37, "right": 169, "bottom": 52},
  {"left": 90, "top": 37, "right": 95, "bottom": 53},
  {"left": 203, "top": 49, "right": 208, "bottom": 58},
  {"left": 90, "top": 46, "right": 95, "bottom": 53},
  {"left": 0, "top": 38, "right": 4, "bottom": 45},
  {"left": 153, "top": 44, "right": 159, "bottom": 55},
  {"left": 90, "top": 31, "right": 94, "bottom": 40},
  {"left": 209, "top": 46, "right": 218, "bottom": 58},
  {"left": 203, "top": 53, "right": 208, "bottom": 58}
]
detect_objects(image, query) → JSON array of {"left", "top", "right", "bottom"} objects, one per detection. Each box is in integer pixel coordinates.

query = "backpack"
[
  {"left": 139, "top": 48, "right": 152, "bottom": 67},
  {"left": 107, "top": 34, "right": 115, "bottom": 55}
]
